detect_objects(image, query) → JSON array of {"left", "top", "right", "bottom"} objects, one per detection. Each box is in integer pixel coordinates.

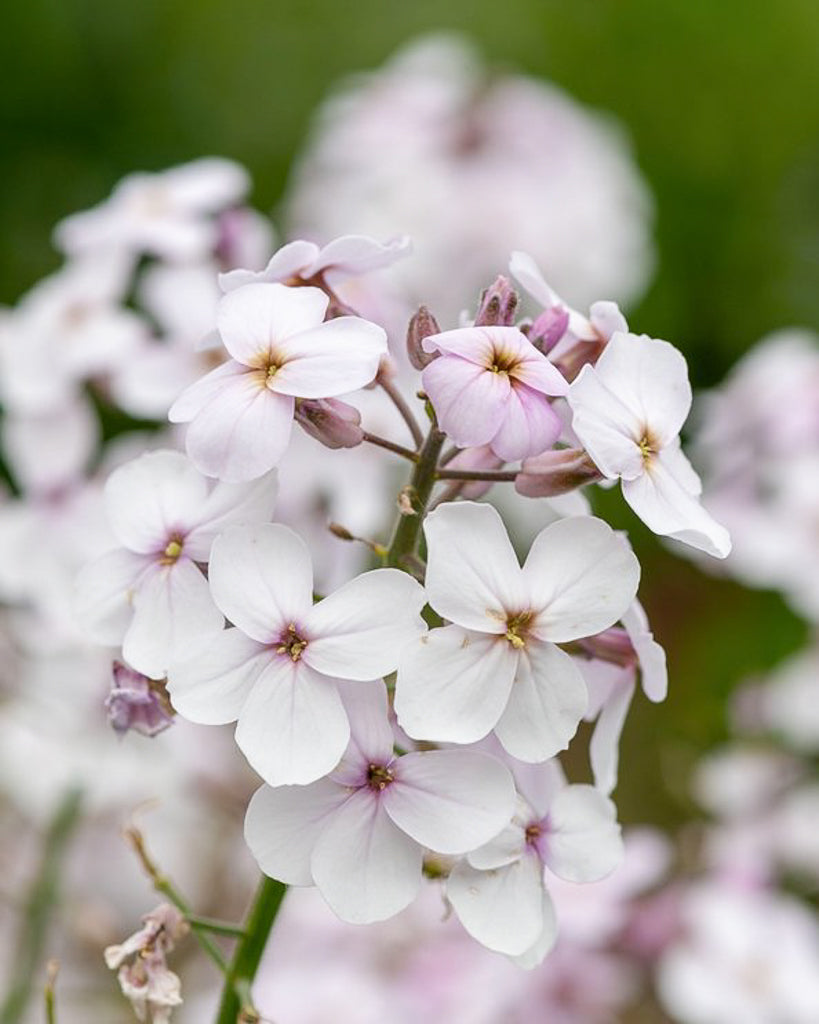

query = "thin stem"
[
  {"left": 124, "top": 826, "right": 228, "bottom": 974},
  {"left": 362, "top": 431, "right": 418, "bottom": 462},
  {"left": 378, "top": 375, "right": 424, "bottom": 448},
  {"left": 0, "top": 788, "right": 82, "bottom": 1024},
  {"left": 438, "top": 444, "right": 462, "bottom": 467},
  {"left": 435, "top": 468, "right": 518, "bottom": 482},
  {"left": 186, "top": 916, "right": 249, "bottom": 939},
  {"left": 44, "top": 962, "right": 58, "bottom": 1024},
  {"left": 386, "top": 425, "right": 446, "bottom": 569},
  {"left": 215, "top": 876, "right": 287, "bottom": 1024}
]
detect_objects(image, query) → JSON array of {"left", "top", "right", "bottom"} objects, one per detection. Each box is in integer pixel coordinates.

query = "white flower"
[
  {"left": 567, "top": 332, "right": 731, "bottom": 557},
  {"left": 244, "top": 682, "right": 515, "bottom": 924},
  {"left": 395, "top": 501, "right": 640, "bottom": 761},
  {"left": 75, "top": 450, "right": 277, "bottom": 677},
  {"left": 166, "top": 523, "right": 426, "bottom": 785}
]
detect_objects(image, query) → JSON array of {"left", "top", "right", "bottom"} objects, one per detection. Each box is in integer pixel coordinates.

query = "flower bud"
[
  {"left": 294, "top": 398, "right": 364, "bottom": 449},
  {"left": 528, "top": 306, "right": 570, "bottom": 354},
  {"left": 515, "top": 448, "right": 602, "bottom": 498},
  {"left": 406, "top": 306, "right": 441, "bottom": 369},
  {"left": 579, "top": 627, "right": 637, "bottom": 668},
  {"left": 475, "top": 276, "right": 518, "bottom": 327},
  {"left": 106, "top": 662, "right": 174, "bottom": 738}
]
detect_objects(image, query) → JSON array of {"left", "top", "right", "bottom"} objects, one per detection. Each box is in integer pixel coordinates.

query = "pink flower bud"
[
  {"left": 515, "top": 448, "right": 602, "bottom": 497},
  {"left": 106, "top": 662, "right": 174, "bottom": 738},
  {"left": 294, "top": 397, "right": 364, "bottom": 449},
  {"left": 406, "top": 306, "right": 441, "bottom": 370},
  {"left": 528, "top": 306, "right": 570, "bottom": 354},
  {"left": 475, "top": 275, "right": 519, "bottom": 327}
]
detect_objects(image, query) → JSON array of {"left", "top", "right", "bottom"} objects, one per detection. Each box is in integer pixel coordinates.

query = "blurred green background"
[{"left": 1, "top": 0, "right": 817, "bottom": 827}]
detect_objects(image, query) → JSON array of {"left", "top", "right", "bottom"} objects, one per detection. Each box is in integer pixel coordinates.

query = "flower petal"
[
  {"left": 510, "top": 891, "right": 558, "bottom": 969},
  {"left": 544, "top": 784, "right": 624, "bottom": 882},
  {"left": 335, "top": 680, "right": 394, "bottom": 773},
  {"left": 270, "top": 316, "right": 386, "bottom": 398},
  {"left": 395, "top": 626, "right": 517, "bottom": 744},
  {"left": 568, "top": 364, "right": 645, "bottom": 480},
  {"left": 217, "top": 282, "right": 329, "bottom": 364},
  {"left": 184, "top": 470, "right": 278, "bottom": 560},
  {"left": 421, "top": 356, "right": 508, "bottom": 449},
  {"left": 589, "top": 677, "right": 636, "bottom": 796},
  {"left": 168, "top": 359, "right": 246, "bottom": 423},
  {"left": 489, "top": 383, "right": 563, "bottom": 462},
  {"left": 311, "top": 789, "right": 422, "bottom": 923},
  {"left": 74, "top": 548, "right": 150, "bottom": 645}
]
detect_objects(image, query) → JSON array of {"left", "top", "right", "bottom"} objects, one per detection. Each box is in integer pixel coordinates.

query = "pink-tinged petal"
[
  {"left": 543, "top": 784, "right": 623, "bottom": 883},
  {"left": 568, "top": 363, "right": 645, "bottom": 480},
  {"left": 166, "top": 628, "right": 270, "bottom": 724},
  {"left": 589, "top": 301, "right": 628, "bottom": 341},
  {"left": 74, "top": 548, "right": 151, "bottom": 645},
  {"left": 270, "top": 316, "right": 386, "bottom": 398},
  {"left": 384, "top": 750, "right": 515, "bottom": 855},
  {"left": 303, "top": 569, "right": 426, "bottom": 680},
  {"left": 218, "top": 240, "right": 320, "bottom": 291},
  {"left": 489, "top": 383, "right": 563, "bottom": 462},
  {"left": 622, "top": 454, "right": 731, "bottom": 558},
  {"left": 335, "top": 680, "right": 394, "bottom": 774},
  {"left": 235, "top": 659, "right": 349, "bottom": 786},
  {"left": 447, "top": 856, "right": 544, "bottom": 956},
  {"left": 184, "top": 375, "right": 295, "bottom": 482},
  {"left": 623, "top": 600, "right": 668, "bottom": 702},
  {"left": 511, "top": 892, "right": 558, "bottom": 969},
  {"left": 510, "top": 352, "right": 569, "bottom": 397},
  {"left": 421, "top": 356, "right": 508, "bottom": 449},
  {"left": 217, "top": 282, "right": 329, "bottom": 364},
  {"left": 184, "top": 470, "right": 278, "bottom": 560},
  {"left": 104, "top": 450, "right": 208, "bottom": 553},
  {"left": 122, "top": 558, "right": 223, "bottom": 678},
  {"left": 308, "top": 234, "right": 412, "bottom": 278},
  {"left": 168, "top": 360, "right": 246, "bottom": 423},
  {"left": 311, "top": 789, "right": 422, "bottom": 924},
  {"left": 494, "top": 643, "right": 587, "bottom": 763},
  {"left": 509, "top": 760, "right": 567, "bottom": 820},
  {"left": 244, "top": 780, "right": 348, "bottom": 886},
  {"left": 509, "top": 251, "right": 558, "bottom": 309},
  {"left": 589, "top": 677, "right": 636, "bottom": 796},
  {"left": 395, "top": 626, "right": 518, "bottom": 744},
  {"left": 421, "top": 326, "right": 498, "bottom": 363},
  {"left": 467, "top": 817, "right": 527, "bottom": 870},
  {"left": 208, "top": 523, "right": 313, "bottom": 643},
  {"left": 524, "top": 517, "right": 640, "bottom": 642},
  {"left": 423, "top": 501, "right": 525, "bottom": 631}
]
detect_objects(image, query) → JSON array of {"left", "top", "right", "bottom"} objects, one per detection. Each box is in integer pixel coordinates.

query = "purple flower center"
[{"left": 366, "top": 763, "right": 394, "bottom": 792}]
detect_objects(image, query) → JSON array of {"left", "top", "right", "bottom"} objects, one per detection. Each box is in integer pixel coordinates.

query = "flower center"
[
  {"left": 276, "top": 623, "right": 308, "bottom": 661},
  {"left": 638, "top": 429, "right": 659, "bottom": 465},
  {"left": 488, "top": 347, "right": 519, "bottom": 377},
  {"left": 524, "top": 822, "right": 543, "bottom": 847},
  {"left": 366, "top": 763, "right": 394, "bottom": 791},
  {"left": 159, "top": 536, "right": 184, "bottom": 565},
  {"left": 504, "top": 611, "right": 532, "bottom": 649}
]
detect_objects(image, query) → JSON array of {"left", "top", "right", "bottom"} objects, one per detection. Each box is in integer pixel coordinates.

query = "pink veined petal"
[
  {"left": 122, "top": 557, "right": 223, "bottom": 678},
  {"left": 217, "top": 282, "right": 329, "bottom": 365},
  {"left": 493, "top": 643, "right": 588, "bottom": 763},
  {"left": 658, "top": 437, "right": 703, "bottom": 496},
  {"left": 168, "top": 359, "right": 246, "bottom": 423},
  {"left": 423, "top": 501, "right": 525, "bottom": 632},
  {"left": 589, "top": 301, "right": 628, "bottom": 342},
  {"left": 384, "top": 750, "right": 515, "bottom": 855},
  {"left": 183, "top": 374, "right": 295, "bottom": 482},
  {"left": 104, "top": 450, "right": 208, "bottom": 554},
  {"left": 244, "top": 780, "right": 348, "bottom": 886},
  {"left": 74, "top": 548, "right": 152, "bottom": 645},
  {"left": 589, "top": 677, "right": 637, "bottom": 797},
  {"left": 543, "top": 784, "right": 624, "bottom": 883},
  {"left": 489, "top": 382, "right": 563, "bottom": 462},
  {"left": 447, "top": 856, "right": 545, "bottom": 956},
  {"left": 311, "top": 788, "right": 423, "bottom": 924},
  {"left": 235, "top": 659, "right": 349, "bottom": 786},
  {"left": 334, "top": 680, "right": 394, "bottom": 773},
  {"left": 269, "top": 316, "right": 386, "bottom": 398},
  {"left": 421, "top": 326, "right": 500, "bottom": 364},
  {"left": 308, "top": 234, "right": 411, "bottom": 278},
  {"left": 184, "top": 470, "right": 278, "bottom": 560},
  {"left": 165, "top": 628, "right": 270, "bottom": 725},
  {"left": 622, "top": 454, "right": 731, "bottom": 558},
  {"left": 421, "top": 356, "right": 509, "bottom": 449},
  {"left": 303, "top": 569, "right": 426, "bottom": 680},
  {"left": 394, "top": 626, "right": 518, "bottom": 744},
  {"left": 509, "top": 760, "right": 567, "bottom": 821},
  {"left": 524, "top": 516, "right": 640, "bottom": 643},
  {"left": 510, "top": 351, "right": 569, "bottom": 397},
  {"left": 207, "top": 523, "right": 313, "bottom": 642},
  {"left": 511, "top": 891, "right": 558, "bottom": 969}
]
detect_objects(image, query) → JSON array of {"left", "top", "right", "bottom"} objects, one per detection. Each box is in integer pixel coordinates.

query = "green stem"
[
  {"left": 0, "top": 788, "right": 82, "bottom": 1024},
  {"left": 435, "top": 468, "right": 518, "bottom": 483},
  {"left": 187, "top": 916, "right": 249, "bottom": 939},
  {"left": 385, "top": 425, "right": 446, "bottom": 569},
  {"left": 215, "top": 876, "right": 287, "bottom": 1024}
]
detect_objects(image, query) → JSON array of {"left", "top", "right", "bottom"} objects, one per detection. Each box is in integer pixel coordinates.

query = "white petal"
[
  {"left": 510, "top": 891, "right": 558, "bottom": 969},
  {"left": 217, "top": 282, "right": 329, "bottom": 364},
  {"left": 509, "top": 251, "right": 558, "bottom": 309},
  {"left": 310, "top": 234, "right": 411, "bottom": 278},
  {"left": 623, "top": 600, "right": 668, "bottom": 702},
  {"left": 336, "top": 680, "right": 394, "bottom": 771},
  {"left": 271, "top": 317, "right": 386, "bottom": 398},
  {"left": 494, "top": 643, "right": 587, "bottom": 762},
  {"left": 395, "top": 626, "right": 517, "bottom": 743},
  {"left": 568, "top": 363, "right": 645, "bottom": 480},
  {"left": 589, "top": 678, "right": 636, "bottom": 796},
  {"left": 384, "top": 750, "right": 515, "bottom": 855},
  {"left": 244, "top": 780, "right": 347, "bottom": 886},
  {"left": 467, "top": 817, "right": 527, "bottom": 870},
  {"left": 524, "top": 516, "right": 640, "bottom": 642},
  {"left": 184, "top": 470, "right": 278, "bottom": 559},
  {"left": 208, "top": 523, "right": 313, "bottom": 643},
  {"left": 311, "top": 789, "right": 422, "bottom": 923},
  {"left": 122, "top": 558, "right": 223, "bottom": 677},
  {"left": 104, "top": 450, "right": 207, "bottom": 553},
  {"left": 235, "top": 659, "right": 349, "bottom": 786},
  {"left": 622, "top": 453, "right": 731, "bottom": 558},
  {"left": 166, "top": 628, "right": 270, "bottom": 724},
  {"left": 219, "top": 240, "right": 319, "bottom": 291},
  {"left": 168, "top": 359, "right": 246, "bottom": 423},
  {"left": 544, "top": 784, "right": 623, "bottom": 882},
  {"left": 447, "top": 855, "right": 544, "bottom": 956},
  {"left": 303, "top": 569, "right": 426, "bottom": 680},
  {"left": 423, "top": 501, "right": 525, "bottom": 632},
  {"left": 74, "top": 548, "right": 150, "bottom": 645}
]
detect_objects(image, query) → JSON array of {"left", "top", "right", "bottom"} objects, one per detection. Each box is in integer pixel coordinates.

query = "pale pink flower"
[
  {"left": 395, "top": 501, "right": 640, "bottom": 761},
  {"left": 166, "top": 523, "right": 426, "bottom": 785},
  {"left": 421, "top": 326, "right": 568, "bottom": 461},
  {"left": 568, "top": 332, "right": 731, "bottom": 557},
  {"left": 168, "top": 282, "right": 387, "bottom": 481},
  {"left": 244, "top": 682, "right": 515, "bottom": 923},
  {"left": 75, "top": 450, "right": 277, "bottom": 677}
]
